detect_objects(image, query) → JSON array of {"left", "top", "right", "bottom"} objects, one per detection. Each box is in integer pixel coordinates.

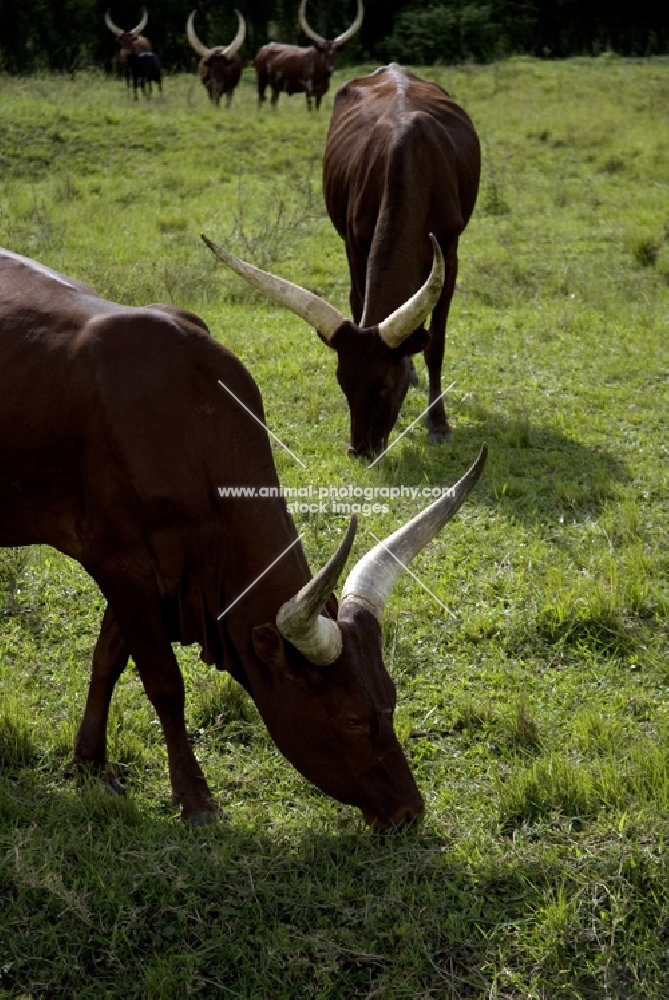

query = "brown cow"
[
  {"left": 186, "top": 9, "right": 245, "bottom": 107},
  {"left": 325, "top": 65, "right": 481, "bottom": 455},
  {"left": 203, "top": 64, "right": 480, "bottom": 459},
  {"left": 0, "top": 245, "right": 487, "bottom": 828},
  {"left": 254, "top": 0, "right": 363, "bottom": 110},
  {"left": 105, "top": 7, "right": 152, "bottom": 88}
]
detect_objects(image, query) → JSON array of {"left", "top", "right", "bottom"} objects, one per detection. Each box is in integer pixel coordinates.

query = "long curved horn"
[
  {"left": 298, "top": 0, "right": 327, "bottom": 46},
  {"left": 201, "top": 234, "right": 346, "bottom": 344},
  {"left": 377, "top": 234, "right": 445, "bottom": 349},
  {"left": 105, "top": 9, "right": 123, "bottom": 36},
  {"left": 186, "top": 10, "right": 212, "bottom": 58},
  {"left": 130, "top": 7, "right": 148, "bottom": 36},
  {"left": 333, "top": 0, "right": 364, "bottom": 47},
  {"left": 223, "top": 10, "right": 246, "bottom": 57},
  {"left": 276, "top": 517, "right": 358, "bottom": 666},
  {"left": 340, "top": 445, "right": 487, "bottom": 621}
]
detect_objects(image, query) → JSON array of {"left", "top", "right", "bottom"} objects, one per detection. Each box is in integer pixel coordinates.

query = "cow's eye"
[{"left": 345, "top": 717, "right": 369, "bottom": 734}]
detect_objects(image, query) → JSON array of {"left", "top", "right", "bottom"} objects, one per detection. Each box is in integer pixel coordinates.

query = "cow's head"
[
  {"left": 332, "top": 322, "right": 429, "bottom": 457},
  {"left": 299, "top": 0, "right": 363, "bottom": 74},
  {"left": 105, "top": 7, "right": 148, "bottom": 50},
  {"left": 186, "top": 8, "right": 245, "bottom": 98},
  {"left": 201, "top": 232, "right": 443, "bottom": 459},
  {"left": 246, "top": 446, "right": 487, "bottom": 828},
  {"left": 313, "top": 41, "right": 338, "bottom": 75}
]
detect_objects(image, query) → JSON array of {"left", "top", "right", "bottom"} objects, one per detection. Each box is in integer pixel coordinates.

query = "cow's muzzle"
[
  {"left": 363, "top": 798, "right": 426, "bottom": 831},
  {"left": 347, "top": 437, "right": 388, "bottom": 460}
]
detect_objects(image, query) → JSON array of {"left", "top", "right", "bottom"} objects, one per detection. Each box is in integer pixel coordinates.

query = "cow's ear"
[
  {"left": 252, "top": 623, "right": 295, "bottom": 677},
  {"left": 399, "top": 327, "right": 430, "bottom": 356}
]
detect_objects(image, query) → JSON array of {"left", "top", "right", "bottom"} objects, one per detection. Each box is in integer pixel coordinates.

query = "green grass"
[{"left": 1, "top": 56, "right": 668, "bottom": 997}]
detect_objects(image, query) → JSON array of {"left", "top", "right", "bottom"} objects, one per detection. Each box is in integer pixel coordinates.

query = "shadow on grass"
[
  {"left": 4, "top": 764, "right": 666, "bottom": 998},
  {"left": 0, "top": 767, "right": 601, "bottom": 1000},
  {"left": 375, "top": 403, "right": 629, "bottom": 527}
]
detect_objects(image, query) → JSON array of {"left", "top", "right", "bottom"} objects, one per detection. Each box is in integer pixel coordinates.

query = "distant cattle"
[
  {"left": 128, "top": 50, "right": 162, "bottom": 99},
  {"left": 186, "top": 8, "right": 245, "bottom": 107},
  {"left": 105, "top": 7, "right": 152, "bottom": 88},
  {"left": 0, "top": 244, "right": 487, "bottom": 828},
  {"left": 254, "top": 0, "right": 363, "bottom": 110}
]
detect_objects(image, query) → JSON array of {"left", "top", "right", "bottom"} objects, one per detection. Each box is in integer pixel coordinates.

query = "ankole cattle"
[
  {"left": 325, "top": 65, "right": 481, "bottom": 455},
  {"left": 186, "top": 8, "right": 245, "bottom": 107},
  {"left": 0, "top": 244, "right": 487, "bottom": 828},
  {"left": 105, "top": 7, "right": 152, "bottom": 87},
  {"left": 254, "top": 0, "right": 363, "bottom": 110},
  {"left": 218, "top": 65, "right": 480, "bottom": 457}
]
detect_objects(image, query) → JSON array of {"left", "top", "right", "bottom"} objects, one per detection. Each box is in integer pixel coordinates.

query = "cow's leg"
[
  {"left": 270, "top": 87, "right": 280, "bottom": 107},
  {"left": 226, "top": 91, "right": 233, "bottom": 108},
  {"left": 256, "top": 66, "right": 267, "bottom": 105},
  {"left": 101, "top": 584, "right": 218, "bottom": 823},
  {"left": 424, "top": 259, "right": 457, "bottom": 443},
  {"left": 74, "top": 603, "right": 129, "bottom": 791}
]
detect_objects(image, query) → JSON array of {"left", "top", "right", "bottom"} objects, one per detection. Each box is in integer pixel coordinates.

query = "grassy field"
[{"left": 0, "top": 56, "right": 668, "bottom": 998}]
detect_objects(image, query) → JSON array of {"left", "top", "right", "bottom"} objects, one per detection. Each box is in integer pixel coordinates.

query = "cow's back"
[
  {"left": 325, "top": 64, "right": 479, "bottom": 235},
  {"left": 0, "top": 249, "right": 271, "bottom": 564},
  {"left": 254, "top": 43, "right": 315, "bottom": 86},
  {"left": 323, "top": 64, "right": 481, "bottom": 324}
]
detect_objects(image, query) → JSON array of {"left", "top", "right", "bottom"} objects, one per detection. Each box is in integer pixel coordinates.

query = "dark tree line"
[{"left": 0, "top": 0, "right": 667, "bottom": 73}]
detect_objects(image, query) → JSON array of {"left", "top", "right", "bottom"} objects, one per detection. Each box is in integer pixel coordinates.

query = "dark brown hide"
[
  {"left": 116, "top": 33, "right": 152, "bottom": 86},
  {"left": 128, "top": 51, "right": 162, "bottom": 99},
  {"left": 323, "top": 64, "right": 481, "bottom": 456},
  {"left": 187, "top": 10, "right": 245, "bottom": 108},
  {"left": 253, "top": 0, "right": 362, "bottom": 110},
  {"left": 0, "top": 247, "right": 423, "bottom": 828},
  {"left": 199, "top": 51, "right": 243, "bottom": 106},
  {"left": 254, "top": 42, "right": 339, "bottom": 110}
]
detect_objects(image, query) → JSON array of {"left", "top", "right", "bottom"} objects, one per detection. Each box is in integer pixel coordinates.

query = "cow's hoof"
[
  {"left": 103, "top": 777, "right": 126, "bottom": 796},
  {"left": 187, "top": 808, "right": 221, "bottom": 827},
  {"left": 428, "top": 428, "right": 453, "bottom": 444}
]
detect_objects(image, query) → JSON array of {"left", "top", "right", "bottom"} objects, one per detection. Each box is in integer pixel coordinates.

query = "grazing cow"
[
  {"left": 128, "top": 51, "right": 162, "bottom": 98},
  {"left": 186, "top": 9, "right": 245, "bottom": 107},
  {"left": 216, "top": 64, "right": 480, "bottom": 457},
  {"left": 105, "top": 7, "right": 152, "bottom": 88},
  {"left": 324, "top": 65, "right": 481, "bottom": 454},
  {"left": 0, "top": 244, "right": 487, "bottom": 828},
  {"left": 254, "top": 0, "right": 363, "bottom": 110}
]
